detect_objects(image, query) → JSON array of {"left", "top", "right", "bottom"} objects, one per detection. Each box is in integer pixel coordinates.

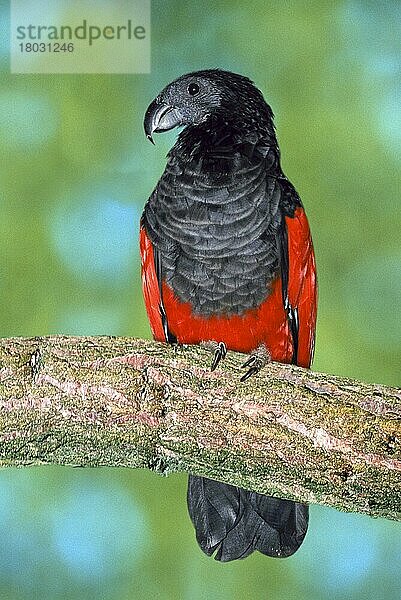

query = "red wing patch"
[
  {"left": 139, "top": 225, "right": 165, "bottom": 342},
  {"left": 285, "top": 207, "right": 317, "bottom": 368}
]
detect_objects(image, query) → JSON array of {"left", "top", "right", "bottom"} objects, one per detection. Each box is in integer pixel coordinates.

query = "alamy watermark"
[{"left": 11, "top": 0, "right": 150, "bottom": 74}]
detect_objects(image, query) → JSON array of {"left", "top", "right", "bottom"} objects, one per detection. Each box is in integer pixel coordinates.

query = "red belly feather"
[
  {"left": 140, "top": 207, "right": 316, "bottom": 369},
  {"left": 161, "top": 278, "right": 293, "bottom": 362}
]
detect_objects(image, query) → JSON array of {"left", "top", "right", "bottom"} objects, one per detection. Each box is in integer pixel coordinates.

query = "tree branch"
[{"left": 0, "top": 336, "right": 400, "bottom": 520}]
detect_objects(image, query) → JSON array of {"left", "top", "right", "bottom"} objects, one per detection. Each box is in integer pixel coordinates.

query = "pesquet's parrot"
[{"left": 140, "top": 69, "right": 317, "bottom": 561}]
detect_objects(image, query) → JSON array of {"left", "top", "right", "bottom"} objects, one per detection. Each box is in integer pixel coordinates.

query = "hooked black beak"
[{"left": 144, "top": 98, "right": 183, "bottom": 144}]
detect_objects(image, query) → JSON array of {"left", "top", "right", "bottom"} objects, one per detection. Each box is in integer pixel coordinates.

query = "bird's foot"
[
  {"left": 240, "top": 345, "right": 271, "bottom": 382},
  {"left": 200, "top": 340, "right": 227, "bottom": 372}
]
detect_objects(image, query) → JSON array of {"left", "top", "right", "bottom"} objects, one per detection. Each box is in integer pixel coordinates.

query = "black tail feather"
[{"left": 187, "top": 476, "right": 308, "bottom": 561}]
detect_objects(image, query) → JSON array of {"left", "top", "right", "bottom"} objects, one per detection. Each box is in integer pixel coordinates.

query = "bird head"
[{"left": 144, "top": 69, "right": 274, "bottom": 144}]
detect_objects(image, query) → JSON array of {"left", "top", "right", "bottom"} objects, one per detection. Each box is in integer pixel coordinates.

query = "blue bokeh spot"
[
  {"left": 299, "top": 507, "right": 379, "bottom": 596},
  {"left": 51, "top": 485, "right": 148, "bottom": 580},
  {"left": 51, "top": 195, "right": 138, "bottom": 284},
  {"left": 0, "top": 470, "right": 148, "bottom": 590}
]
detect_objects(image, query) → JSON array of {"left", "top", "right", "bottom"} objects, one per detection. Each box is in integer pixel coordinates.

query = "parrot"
[{"left": 140, "top": 69, "right": 317, "bottom": 561}]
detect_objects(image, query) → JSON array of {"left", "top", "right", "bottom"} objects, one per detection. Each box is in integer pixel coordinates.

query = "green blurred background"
[{"left": 1, "top": 1, "right": 400, "bottom": 599}]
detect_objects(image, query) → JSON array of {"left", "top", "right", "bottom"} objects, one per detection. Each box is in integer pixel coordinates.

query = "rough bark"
[{"left": 0, "top": 336, "right": 400, "bottom": 520}]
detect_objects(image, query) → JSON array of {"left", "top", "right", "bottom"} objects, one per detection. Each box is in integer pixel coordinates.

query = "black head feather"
[{"left": 144, "top": 69, "right": 275, "bottom": 143}]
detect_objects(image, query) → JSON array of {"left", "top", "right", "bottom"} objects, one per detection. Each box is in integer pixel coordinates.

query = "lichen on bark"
[{"left": 0, "top": 335, "right": 400, "bottom": 521}]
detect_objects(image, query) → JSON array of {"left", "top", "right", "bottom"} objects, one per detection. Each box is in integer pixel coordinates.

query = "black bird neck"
[{"left": 171, "top": 111, "right": 279, "bottom": 168}]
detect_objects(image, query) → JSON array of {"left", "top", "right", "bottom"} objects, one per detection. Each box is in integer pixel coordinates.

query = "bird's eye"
[{"left": 187, "top": 82, "right": 200, "bottom": 96}]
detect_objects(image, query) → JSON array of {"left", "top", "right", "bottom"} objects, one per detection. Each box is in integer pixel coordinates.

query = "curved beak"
[{"left": 144, "top": 98, "right": 183, "bottom": 144}]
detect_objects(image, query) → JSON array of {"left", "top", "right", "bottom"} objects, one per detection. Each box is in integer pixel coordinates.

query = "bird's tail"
[{"left": 187, "top": 475, "right": 308, "bottom": 562}]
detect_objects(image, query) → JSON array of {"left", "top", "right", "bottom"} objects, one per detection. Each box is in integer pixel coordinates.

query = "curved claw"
[
  {"left": 211, "top": 342, "right": 227, "bottom": 371},
  {"left": 240, "top": 366, "right": 259, "bottom": 382},
  {"left": 240, "top": 345, "right": 271, "bottom": 382},
  {"left": 241, "top": 355, "right": 257, "bottom": 369}
]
